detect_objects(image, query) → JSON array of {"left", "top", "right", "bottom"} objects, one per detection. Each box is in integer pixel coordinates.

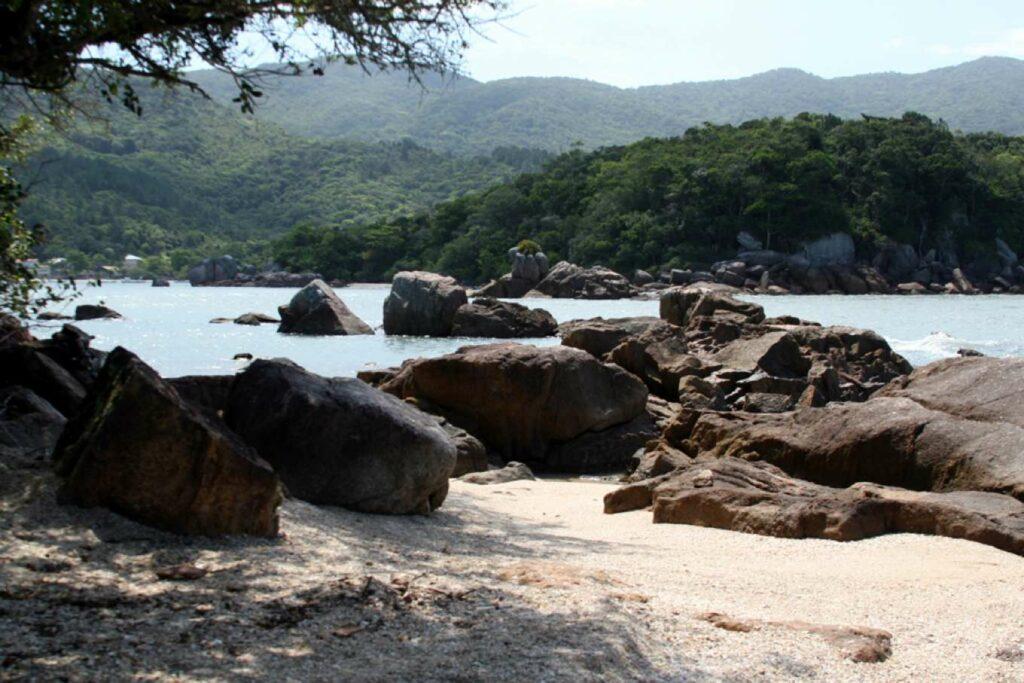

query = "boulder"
[
  {"left": 459, "top": 462, "right": 535, "bottom": 485},
  {"left": 380, "top": 343, "right": 648, "bottom": 469},
  {"left": 736, "top": 230, "right": 763, "bottom": 251},
  {"left": 383, "top": 271, "right": 468, "bottom": 337},
  {"left": 225, "top": 359, "right": 456, "bottom": 514},
  {"left": 471, "top": 273, "right": 535, "bottom": 299},
  {"left": 438, "top": 419, "right": 489, "bottom": 477},
  {"left": 53, "top": 348, "right": 282, "bottom": 536},
  {"left": 37, "top": 324, "right": 107, "bottom": 388},
  {"left": 0, "top": 386, "right": 67, "bottom": 465},
  {"left": 660, "top": 288, "right": 764, "bottom": 328},
  {"left": 278, "top": 279, "right": 373, "bottom": 336},
  {"left": 710, "top": 331, "right": 810, "bottom": 378},
  {"left": 74, "top": 304, "right": 122, "bottom": 321},
  {"left": 873, "top": 243, "right": 919, "bottom": 283},
  {"left": 508, "top": 248, "right": 550, "bottom": 282},
  {"left": 531, "top": 261, "right": 634, "bottom": 299},
  {"left": 234, "top": 312, "right": 279, "bottom": 326},
  {"left": 951, "top": 267, "right": 976, "bottom": 294},
  {"left": 633, "top": 269, "right": 655, "bottom": 285},
  {"left": 605, "top": 459, "right": 1023, "bottom": 557},
  {"left": 560, "top": 317, "right": 677, "bottom": 359},
  {"left": 673, "top": 359, "right": 1024, "bottom": 500},
  {"left": 0, "top": 345, "right": 87, "bottom": 417},
  {"left": 803, "top": 233, "right": 855, "bottom": 267},
  {"left": 542, "top": 413, "right": 659, "bottom": 474},
  {"left": 187, "top": 256, "right": 238, "bottom": 286},
  {"left": 167, "top": 375, "right": 236, "bottom": 419},
  {"left": 151, "top": 278, "right": 170, "bottom": 287},
  {"left": 450, "top": 298, "right": 557, "bottom": 338}
]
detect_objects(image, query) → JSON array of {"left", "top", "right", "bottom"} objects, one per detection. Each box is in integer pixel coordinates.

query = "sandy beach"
[{"left": 2, "top": 467, "right": 1022, "bottom": 682}]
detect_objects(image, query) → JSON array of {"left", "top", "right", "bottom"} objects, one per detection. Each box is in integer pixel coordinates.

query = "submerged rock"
[
  {"left": 53, "top": 348, "right": 282, "bottom": 537},
  {"left": 383, "top": 271, "right": 467, "bottom": 337},
  {"left": 225, "top": 359, "right": 456, "bottom": 514},
  {"left": 278, "top": 279, "right": 373, "bottom": 336}
]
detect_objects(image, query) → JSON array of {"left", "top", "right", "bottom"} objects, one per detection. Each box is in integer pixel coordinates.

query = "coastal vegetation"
[{"left": 273, "top": 112, "right": 1024, "bottom": 282}]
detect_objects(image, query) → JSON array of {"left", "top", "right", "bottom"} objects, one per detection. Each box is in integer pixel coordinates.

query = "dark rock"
[
  {"left": 459, "top": 462, "right": 535, "bottom": 485},
  {"left": 741, "top": 392, "right": 795, "bottom": 413},
  {"left": 532, "top": 261, "right": 634, "bottom": 299},
  {"left": 187, "top": 256, "right": 238, "bottom": 286},
  {"left": 278, "top": 279, "right": 373, "bottom": 336},
  {"left": 151, "top": 278, "right": 170, "bottom": 287},
  {"left": 471, "top": 274, "right": 535, "bottom": 299},
  {"left": 633, "top": 269, "right": 654, "bottom": 285},
  {"left": 803, "top": 233, "right": 855, "bottom": 267},
  {"left": 0, "top": 345, "right": 87, "bottom": 417},
  {"left": 508, "top": 248, "right": 550, "bottom": 282},
  {"left": 605, "top": 458, "right": 1024, "bottom": 557},
  {"left": 225, "top": 359, "right": 456, "bottom": 514},
  {"left": 234, "top": 312, "right": 279, "bottom": 326},
  {"left": 167, "top": 375, "right": 235, "bottom": 419},
  {"left": 53, "top": 348, "right": 282, "bottom": 536},
  {"left": 450, "top": 298, "right": 557, "bottom": 338},
  {"left": 383, "top": 271, "right": 467, "bottom": 337},
  {"left": 74, "top": 304, "right": 122, "bottom": 321},
  {"left": 38, "top": 324, "right": 107, "bottom": 388},
  {"left": 543, "top": 413, "right": 659, "bottom": 474},
  {"left": 0, "top": 387, "right": 67, "bottom": 465},
  {"left": 957, "top": 348, "right": 984, "bottom": 357},
  {"left": 37, "top": 311, "right": 72, "bottom": 321},
  {"left": 380, "top": 343, "right": 648, "bottom": 468}
]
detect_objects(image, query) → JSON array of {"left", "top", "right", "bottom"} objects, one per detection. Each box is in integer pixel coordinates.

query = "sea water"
[{"left": 31, "top": 281, "right": 1024, "bottom": 377}]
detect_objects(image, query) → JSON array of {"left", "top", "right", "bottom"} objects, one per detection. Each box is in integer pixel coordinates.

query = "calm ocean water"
[{"left": 31, "top": 281, "right": 1024, "bottom": 377}]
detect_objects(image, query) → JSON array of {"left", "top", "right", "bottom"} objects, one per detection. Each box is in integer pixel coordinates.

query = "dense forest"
[
  {"left": 273, "top": 113, "right": 1024, "bottom": 283},
  {"left": 16, "top": 89, "right": 549, "bottom": 274},
  {"left": 190, "top": 57, "right": 1024, "bottom": 153}
]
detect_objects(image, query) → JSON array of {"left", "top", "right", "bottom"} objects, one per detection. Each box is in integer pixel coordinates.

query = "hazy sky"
[{"left": 461, "top": 0, "right": 1024, "bottom": 86}]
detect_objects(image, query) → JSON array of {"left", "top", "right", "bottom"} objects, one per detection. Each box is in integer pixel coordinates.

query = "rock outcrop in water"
[
  {"left": 383, "top": 271, "right": 468, "bottom": 337},
  {"left": 278, "top": 279, "right": 373, "bottom": 336},
  {"left": 74, "top": 304, "right": 122, "bottom": 321},
  {"left": 450, "top": 298, "right": 557, "bottom": 338}
]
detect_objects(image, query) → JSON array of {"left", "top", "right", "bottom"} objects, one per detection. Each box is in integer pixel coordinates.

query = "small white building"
[{"left": 123, "top": 254, "right": 144, "bottom": 272}]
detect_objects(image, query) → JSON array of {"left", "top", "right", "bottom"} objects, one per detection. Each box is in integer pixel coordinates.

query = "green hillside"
[
  {"left": 189, "top": 57, "right": 1024, "bottom": 153},
  {"left": 272, "top": 113, "right": 1024, "bottom": 283},
  {"left": 17, "top": 89, "right": 548, "bottom": 271}
]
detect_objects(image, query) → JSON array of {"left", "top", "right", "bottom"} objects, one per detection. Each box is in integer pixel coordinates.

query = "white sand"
[{"left": 2, "top": 472, "right": 1023, "bottom": 681}]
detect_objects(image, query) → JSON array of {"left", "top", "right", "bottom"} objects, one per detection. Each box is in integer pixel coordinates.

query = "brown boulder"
[
  {"left": 380, "top": 343, "right": 648, "bottom": 469},
  {"left": 53, "top": 348, "right": 282, "bottom": 536},
  {"left": 660, "top": 288, "right": 765, "bottom": 328},
  {"left": 278, "top": 279, "right": 373, "bottom": 336},
  {"left": 450, "top": 298, "right": 557, "bottom": 338},
  {"left": 605, "top": 458, "right": 1024, "bottom": 557},
  {"left": 559, "top": 316, "right": 677, "bottom": 358},
  {"left": 531, "top": 261, "right": 634, "bottom": 299}
]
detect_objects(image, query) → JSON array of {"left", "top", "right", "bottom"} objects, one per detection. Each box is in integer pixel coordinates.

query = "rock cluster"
[{"left": 384, "top": 271, "right": 558, "bottom": 338}]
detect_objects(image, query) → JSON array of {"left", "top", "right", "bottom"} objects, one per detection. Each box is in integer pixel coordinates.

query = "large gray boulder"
[
  {"left": 187, "top": 256, "right": 239, "bottom": 286},
  {"left": 225, "top": 359, "right": 456, "bottom": 514},
  {"left": 277, "top": 279, "right": 373, "bottom": 336},
  {"left": 383, "top": 271, "right": 468, "bottom": 337},
  {"left": 53, "top": 348, "right": 282, "bottom": 537}
]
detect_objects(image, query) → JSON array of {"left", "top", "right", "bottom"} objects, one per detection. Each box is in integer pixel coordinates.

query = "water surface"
[{"left": 34, "top": 282, "right": 1024, "bottom": 377}]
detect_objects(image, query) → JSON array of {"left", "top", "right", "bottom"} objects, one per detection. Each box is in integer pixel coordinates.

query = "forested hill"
[
  {"left": 188, "top": 57, "right": 1024, "bottom": 153},
  {"left": 17, "top": 89, "right": 548, "bottom": 270},
  {"left": 272, "top": 113, "right": 1024, "bottom": 284}
]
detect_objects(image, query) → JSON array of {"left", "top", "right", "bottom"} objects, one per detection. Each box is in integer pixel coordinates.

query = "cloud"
[{"left": 961, "top": 27, "right": 1024, "bottom": 57}]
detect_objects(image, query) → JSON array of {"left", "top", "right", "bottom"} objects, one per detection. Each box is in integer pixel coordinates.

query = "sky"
[{"left": 459, "top": 0, "right": 1024, "bottom": 87}]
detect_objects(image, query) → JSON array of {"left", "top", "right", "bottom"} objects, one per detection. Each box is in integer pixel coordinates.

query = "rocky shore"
[{"left": 2, "top": 275, "right": 1024, "bottom": 678}]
